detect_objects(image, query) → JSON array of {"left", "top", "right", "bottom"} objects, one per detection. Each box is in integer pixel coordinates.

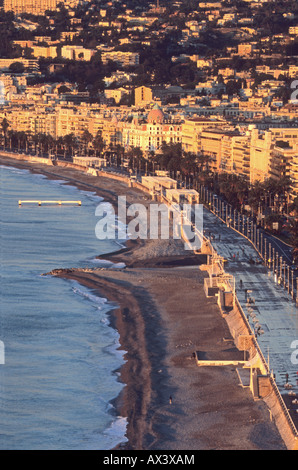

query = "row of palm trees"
[
  {"left": 122, "top": 145, "right": 298, "bottom": 262},
  {"left": 127, "top": 141, "right": 298, "bottom": 260},
  {"left": 1, "top": 118, "right": 295, "bottom": 215},
  {"left": 1, "top": 118, "right": 295, "bottom": 218},
  {"left": 0, "top": 118, "right": 106, "bottom": 159}
]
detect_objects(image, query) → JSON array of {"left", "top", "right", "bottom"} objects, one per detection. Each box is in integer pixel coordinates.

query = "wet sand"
[{"left": 0, "top": 155, "right": 287, "bottom": 450}]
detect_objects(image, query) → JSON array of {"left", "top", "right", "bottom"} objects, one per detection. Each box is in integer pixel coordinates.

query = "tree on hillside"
[{"left": 8, "top": 62, "right": 25, "bottom": 74}]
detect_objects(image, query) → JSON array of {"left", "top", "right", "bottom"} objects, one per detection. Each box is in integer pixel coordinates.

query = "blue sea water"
[{"left": 0, "top": 164, "right": 128, "bottom": 450}]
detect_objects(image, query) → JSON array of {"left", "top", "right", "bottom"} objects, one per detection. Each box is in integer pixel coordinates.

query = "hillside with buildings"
[{"left": 0, "top": 0, "right": 298, "bottom": 256}]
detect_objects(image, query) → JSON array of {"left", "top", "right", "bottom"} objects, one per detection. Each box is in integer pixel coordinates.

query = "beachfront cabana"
[
  {"left": 165, "top": 188, "right": 200, "bottom": 205},
  {"left": 141, "top": 176, "right": 178, "bottom": 195},
  {"left": 73, "top": 156, "right": 106, "bottom": 168}
]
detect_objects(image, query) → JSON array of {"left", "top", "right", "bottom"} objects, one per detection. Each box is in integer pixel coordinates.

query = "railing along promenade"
[{"left": 198, "top": 184, "right": 297, "bottom": 306}]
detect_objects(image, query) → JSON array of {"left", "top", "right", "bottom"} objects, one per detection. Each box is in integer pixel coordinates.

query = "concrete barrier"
[{"left": 0, "top": 152, "right": 53, "bottom": 166}]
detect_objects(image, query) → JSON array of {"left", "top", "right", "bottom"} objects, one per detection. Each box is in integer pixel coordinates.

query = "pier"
[{"left": 18, "top": 200, "right": 82, "bottom": 206}]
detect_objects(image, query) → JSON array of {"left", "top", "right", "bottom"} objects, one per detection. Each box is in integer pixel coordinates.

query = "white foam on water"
[
  {"left": 71, "top": 282, "right": 109, "bottom": 310},
  {"left": 0, "top": 164, "right": 30, "bottom": 174},
  {"left": 103, "top": 416, "right": 128, "bottom": 449},
  {"left": 89, "top": 259, "right": 126, "bottom": 269}
]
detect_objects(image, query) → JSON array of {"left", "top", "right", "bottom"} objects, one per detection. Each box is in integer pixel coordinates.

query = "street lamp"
[
  {"left": 280, "top": 257, "right": 283, "bottom": 284},
  {"left": 268, "top": 242, "right": 272, "bottom": 269},
  {"left": 260, "top": 232, "right": 263, "bottom": 258}
]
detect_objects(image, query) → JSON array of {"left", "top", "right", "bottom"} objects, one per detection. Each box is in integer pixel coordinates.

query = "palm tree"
[
  {"left": 196, "top": 153, "right": 211, "bottom": 173},
  {"left": 181, "top": 151, "right": 197, "bottom": 176},
  {"left": 63, "top": 133, "right": 78, "bottom": 158},
  {"left": 55, "top": 136, "right": 65, "bottom": 158},
  {"left": 264, "top": 176, "right": 291, "bottom": 211},
  {"left": 31, "top": 134, "right": 40, "bottom": 154},
  {"left": 15, "top": 131, "right": 28, "bottom": 152},
  {"left": 93, "top": 130, "right": 105, "bottom": 157},
  {"left": 156, "top": 142, "right": 182, "bottom": 172},
  {"left": 288, "top": 219, "right": 298, "bottom": 263},
  {"left": 248, "top": 180, "right": 266, "bottom": 214},
  {"left": 114, "top": 144, "right": 125, "bottom": 167},
  {"left": 81, "top": 129, "right": 93, "bottom": 156},
  {"left": 1, "top": 117, "right": 10, "bottom": 148},
  {"left": 235, "top": 178, "right": 249, "bottom": 207},
  {"left": 289, "top": 197, "right": 298, "bottom": 217},
  {"left": 127, "top": 146, "right": 143, "bottom": 172}
]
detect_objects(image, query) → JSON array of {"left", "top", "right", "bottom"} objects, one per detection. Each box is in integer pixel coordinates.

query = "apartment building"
[
  {"left": 4, "top": 0, "right": 58, "bottom": 15},
  {"left": 250, "top": 128, "right": 298, "bottom": 192},
  {"left": 200, "top": 128, "right": 242, "bottom": 173},
  {"left": 0, "top": 58, "right": 39, "bottom": 72},
  {"left": 269, "top": 128, "right": 298, "bottom": 147},
  {"left": 31, "top": 45, "right": 58, "bottom": 59},
  {"left": 31, "top": 109, "right": 57, "bottom": 137},
  {"left": 290, "top": 155, "right": 298, "bottom": 202},
  {"left": 192, "top": 125, "right": 297, "bottom": 190},
  {"left": 0, "top": 106, "right": 56, "bottom": 137},
  {"left": 4, "top": 0, "right": 80, "bottom": 14},
  {"left": 221, "top": 133, "right": 250, "bottom": 180},
  {"left": 101, "top": 51, "right": 140, "bottom": 67},
  {"left": 247, "top": 128, "right": 277, "bottom": 184},
  {"left": 56, "top": 107, "right": 90, "bottom": 138},
  {"left": 270, "top": 143, "right": 296, "bottom": 182},
  {"left": 289, "top": 26, "right": 298, "bottom": 35},
  {"left": 238, "top": 43, "right": 255, "bottom": 56},
  {"left": 200, "top": 129, "right": 224, "bottom": 172},
  {"left": 134, "top": 86, "right": 153, "bottom": 106},
  {"left": 288, "top": 65, "right": 298, "bottom": 78},
  {"left": 181, "top": 117, "right": 218, "bottom": 154},
  {"left": 61, "top": 46, "right": 95, "bottom": 62},
  {"left": 104, "top": 88, "right": 127, "bottom": 104},
  {"left": 101, "top": 116, "right": 122, "bottom": 149}
]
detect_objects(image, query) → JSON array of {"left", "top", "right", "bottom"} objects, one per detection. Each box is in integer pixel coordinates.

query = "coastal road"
[
  {"left": 200, "top": 188, "right": 295, "bottom": 268},
  {"left": 263, "top": 231, "right": 294, "bottom": 265},
  {"left": 202, "top": 207, "right": 298, "bottom": 400}
]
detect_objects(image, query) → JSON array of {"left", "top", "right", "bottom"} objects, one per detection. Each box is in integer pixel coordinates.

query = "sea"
[{"left": 0, "top": 164, "right": 128, "bottom": 450}]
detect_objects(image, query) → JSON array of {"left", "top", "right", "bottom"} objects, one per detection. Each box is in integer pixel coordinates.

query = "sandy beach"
[{"left": 0, "top": 155, "right": 287, "bottom": 450}]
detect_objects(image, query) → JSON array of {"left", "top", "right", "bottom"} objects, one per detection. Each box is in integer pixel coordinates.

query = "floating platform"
[{"left": 18, "top": 200, "right": 81, "bottom": 206}]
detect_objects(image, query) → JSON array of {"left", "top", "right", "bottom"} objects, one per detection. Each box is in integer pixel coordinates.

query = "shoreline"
[{"left": 1, "top": 155, "right": 287, "bottom": 450}]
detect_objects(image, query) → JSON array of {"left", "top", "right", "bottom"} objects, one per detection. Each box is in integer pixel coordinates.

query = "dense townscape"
[{"left": 0, "top": 0, "right": 298, "bottom": 260}]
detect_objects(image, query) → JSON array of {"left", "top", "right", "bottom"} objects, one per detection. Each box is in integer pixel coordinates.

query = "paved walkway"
[{"left": 203, "top": 207, "right": 298, "bottom": 396}]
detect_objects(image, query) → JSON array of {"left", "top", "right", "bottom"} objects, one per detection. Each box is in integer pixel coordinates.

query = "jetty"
[{"left": 18, "top": 200, "right": 81, "bottom": 206}]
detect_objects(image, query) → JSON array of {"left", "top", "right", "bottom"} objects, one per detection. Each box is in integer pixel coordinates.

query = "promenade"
[
  {"left": 1, "top": 153, "right": 289, "bottom": 449},
  {"left": 203, "top": 207, "right": 298, "bottom": 398}
]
